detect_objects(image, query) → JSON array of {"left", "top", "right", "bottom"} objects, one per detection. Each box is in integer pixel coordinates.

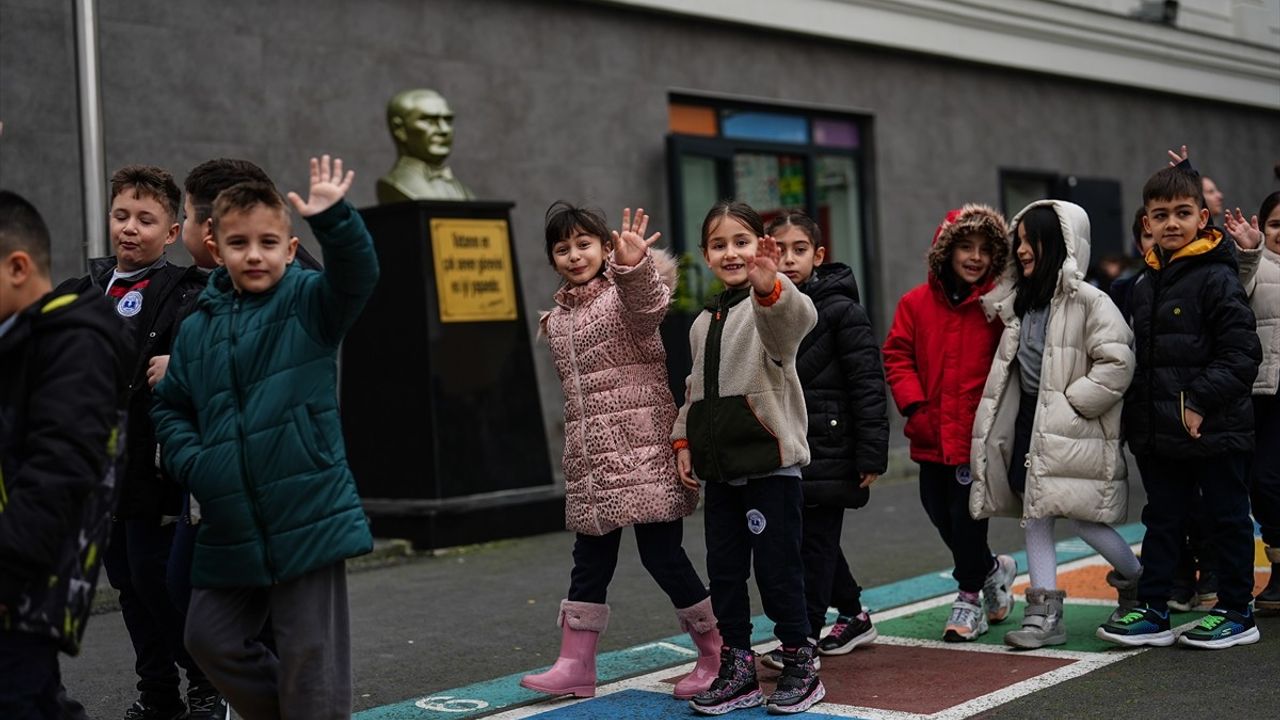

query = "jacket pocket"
[
  {"left": 704, "top": 395, "right": 783, "bottom": 481},
  {"left": 292, "top": 404, "right": 333, "bottom": 468},
  {"left": 903, "top": 403, "right": 932, "bottom": 445}
]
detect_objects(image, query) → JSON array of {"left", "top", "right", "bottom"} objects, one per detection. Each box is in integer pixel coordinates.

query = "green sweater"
[{"left": 152, "top": 201, "right": 378, "bottom": 588}]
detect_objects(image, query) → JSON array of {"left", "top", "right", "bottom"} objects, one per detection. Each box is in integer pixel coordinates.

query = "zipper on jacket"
[
  {"left": 566, "top": 304, "right": 602, "bottom": 534},
  {"left": 704, "top": 294, "right": 729, "bottom": 481},
  {"left": 1145, "top": 271, "right": 1161, "bottom": 449},
  {"left": 229, "top": 299, "right": 277, "bottom": 581}
]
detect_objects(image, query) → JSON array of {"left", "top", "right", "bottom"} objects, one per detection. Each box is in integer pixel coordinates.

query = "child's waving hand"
[
  {"left": 748, "top": 234, "right": 781, "bottom": 296},
  {"left": 288, "top": 154, "right": 355, "bottom": 218},
  {"left": 611, "top": 207, "right": 662, "bottom": 267},
  {"left": 1224, "top": 208, "right": 1262, "bottom": 250}
]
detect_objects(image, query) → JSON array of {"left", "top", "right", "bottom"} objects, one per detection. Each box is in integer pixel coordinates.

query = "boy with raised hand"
[
  {"left": 0, "top": 190, "right": 126, "bottom": 718},
  {"left": 152, "top": 155, "right": 378, "bottom": 718},
  {"left": 59, "top": 165, "right": 212, "bottom": 720},
  {"left": 1097, "top": 165, "right": 1263, "bottom": 650}
]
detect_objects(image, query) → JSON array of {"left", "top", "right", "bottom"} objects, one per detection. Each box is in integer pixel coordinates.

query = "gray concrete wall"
[{"left": 3, "top": 0, "right": 1279, "bottom": 476}]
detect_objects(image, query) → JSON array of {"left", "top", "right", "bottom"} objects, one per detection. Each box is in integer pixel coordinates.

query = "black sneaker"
[
  {"left": 1095, "top": 605, "right": 1175, "bottom": 647},
  {"left": 1195, "top": 570, "right": 1219, "bottom": 606},
  {"left": 1177, "top": 607, "right": 1261, "bottom": 649},
  {"left": 123, "top": 698, "right": 189, "bottom": 720},
  {"left": 689, "top": 647, "right": 764, "bottom": 716},
  {"left": 1167, "top": 584, "right": 1198, "bottom": 612},
  {"left": 817, "top": 612, "right": 878, "bottom": 656},
  {"left": 765, "top": 645, "right": 825, "bottom": 715},
  {"left": 186, "top": 683, "right": 230, "bottom": 720},
  {"left": 760, "top": 648, "right": 820, "bottom": 671}
]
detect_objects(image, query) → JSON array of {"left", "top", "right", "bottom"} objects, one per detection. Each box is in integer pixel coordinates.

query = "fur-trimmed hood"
[{"left": 926, "top": 204, "right": 1011, "bottom": 286}]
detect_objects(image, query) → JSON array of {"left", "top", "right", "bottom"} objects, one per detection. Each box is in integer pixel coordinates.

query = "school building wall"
[{"left": 2, "top": 0, "right": 1278, "bottom": 481}]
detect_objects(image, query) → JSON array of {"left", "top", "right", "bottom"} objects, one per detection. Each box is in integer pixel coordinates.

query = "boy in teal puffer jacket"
[{"left": 152, "top": 155, "right": 378, "bottom": 719}]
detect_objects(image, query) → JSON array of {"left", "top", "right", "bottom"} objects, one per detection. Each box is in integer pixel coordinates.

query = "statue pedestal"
[{"left": 342, "top": 200, "right": 560, "bottom": 549}]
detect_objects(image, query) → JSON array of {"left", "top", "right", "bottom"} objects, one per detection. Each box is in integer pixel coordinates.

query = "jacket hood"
[
  {"left": 927, "top": 204, "right": 1011, "bottom": 283},
  {"left": 1013, "top": 199, "right": 1091, "bottom": 293},
  {"left": 1143, "top": 229, "right": 1235, "bottom": 272},
  {"left": 0, "top": 289, "right": 122, "bottom": 355},
  {"left": 802, "top": 262, "right": 860, "bottom": 304}
]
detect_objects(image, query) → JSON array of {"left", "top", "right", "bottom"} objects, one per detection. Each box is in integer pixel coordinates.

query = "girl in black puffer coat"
[{"left": 762, "top": 211, "right": 889, "bottom": 667}]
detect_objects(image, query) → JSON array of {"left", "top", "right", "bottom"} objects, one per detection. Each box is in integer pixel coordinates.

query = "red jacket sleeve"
[{"left": 883, "top": 290, "right": 926, "bottom": 415}]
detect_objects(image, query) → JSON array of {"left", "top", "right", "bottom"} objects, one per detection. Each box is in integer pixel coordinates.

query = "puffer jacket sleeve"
[
  {"left": 1184, "top": 268, "right": 1262, "bottom": 415},
  {"left": 610, "top": 250, "right": 671, "bottom": 338},
  {"left": 152, "top": 328, "right": 202, "bottom": 484},
  {"left": 751, "top": 275, "right": 817, "bottom": 363},
  {"left": 0, "top": 324, "right": 117, "bottom": 599},
  {"left": 883, "top": 293, "right": 925, "bottom": 414},
  {"left": 1064, "top": 291, "right": 1135, "bottom": 420},
  {"left": 297, "top": 201, "right": 381, "bottom": 346},
  {"left": 1238, "top": 246, "right": 1262, "bottom": 297},
  {"left": 832, "top": 297, "right": 889, "bottom": 474}
]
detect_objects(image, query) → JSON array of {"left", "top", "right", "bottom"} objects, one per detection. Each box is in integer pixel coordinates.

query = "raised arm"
[
  {"left": 289, "top": 155, "right": 380, "bottom": 346},
  {"left": 747, "top": 235, "right": 816, "bottom": 362},
  {"left": 610, "top": 208, "right": 672, "bottom": 337}
]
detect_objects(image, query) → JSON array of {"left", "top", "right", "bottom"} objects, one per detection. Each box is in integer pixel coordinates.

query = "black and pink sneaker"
[
  {"left": 765, "top": 645, "right": 825, "bottom": 715},
  {"left": 689, "top": 646, "right": 763, "bottom": 715},
  {"left": 817, "top": 612, "right": 878, "bottom": 655}
]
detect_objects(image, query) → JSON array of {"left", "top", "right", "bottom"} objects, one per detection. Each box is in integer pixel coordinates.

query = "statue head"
[{"left": 387, "top": 89, "right": 455, "bottom": 165}]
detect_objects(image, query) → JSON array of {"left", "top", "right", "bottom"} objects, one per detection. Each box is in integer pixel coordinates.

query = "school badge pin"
[{"left": 117, "top": 290, "right": 144, "bottom": 317}]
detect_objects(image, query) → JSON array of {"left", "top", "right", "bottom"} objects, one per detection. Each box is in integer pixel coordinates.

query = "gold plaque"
[{"left": 430, "top": 218, "right": 518, "bottom": 323}]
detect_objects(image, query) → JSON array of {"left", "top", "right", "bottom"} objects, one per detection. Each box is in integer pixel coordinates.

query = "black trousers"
[
  {"left": 918, "top": 462, "right": 994, "bottom": 593},
  {"left": 1136, "top": 453, "right": 1255, "bottom": 613},
  {"left": 0, "top": 633, "right": 60, "bottom": 720},
  {"left": 567, "top": 518, "right": 708, "bottom": 610},
  {"left": 1133, "top": 456, "right": 1218, "bottom": 590},
  {"left": 103, "top": 518, "right": 206, "bottom": 701},
  {"left": 1252, "top": 393, "right": 1280, "bottom": 549},
  {"left": 705, "top": 477, "right": 809, "bottom": 649},
  {"left": 801, "top": 505, "right": 863, "bottom": 638}
]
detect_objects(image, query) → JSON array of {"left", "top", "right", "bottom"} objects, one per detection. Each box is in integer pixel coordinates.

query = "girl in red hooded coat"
[{"left": 882, "top": 204, "right": 1018, "bottom": 643}]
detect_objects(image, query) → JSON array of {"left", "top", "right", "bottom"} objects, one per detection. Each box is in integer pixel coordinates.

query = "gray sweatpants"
[{"left": 185, "top": 561, "right": 351, "bottom": 720}]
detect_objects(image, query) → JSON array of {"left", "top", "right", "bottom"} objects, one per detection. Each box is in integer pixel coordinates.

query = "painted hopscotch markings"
[{"left": 356, "top": 523, "right": 1272, "bottom": 719}]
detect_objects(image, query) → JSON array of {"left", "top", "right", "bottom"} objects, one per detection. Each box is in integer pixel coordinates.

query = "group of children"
[
  {"left": 0, "top": 145, "right": 1276, "bottom": 719},
  {"left": 1, "top": 154, "right": 375, "bottom": 720},
  {"left": 527, "top": 152, "right": 1277, "bottom": 717}
]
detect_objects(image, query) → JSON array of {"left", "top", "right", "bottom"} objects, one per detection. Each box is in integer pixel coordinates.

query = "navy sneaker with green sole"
[
  {"left": 1096, "top": 605, "right": 1175, "bottom": 647},
  {"left": 1178, "top": 608, "right": 1260, "bottom": 650}
]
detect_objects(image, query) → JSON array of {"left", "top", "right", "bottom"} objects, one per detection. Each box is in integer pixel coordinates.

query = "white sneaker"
[
  {"left": 982, "top": 554, "right": 1017, "bottom": 623},
  {"left": 943, "top": 598, "right": 989, "bottom": 642}
]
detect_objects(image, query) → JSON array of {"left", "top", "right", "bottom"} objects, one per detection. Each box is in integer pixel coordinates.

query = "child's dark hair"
[
  {"left": 1013, "top": 205, "right": 1070, "bottom": 317},
  {"left": 765, "top": 209, "right": 822, "bottom": 246},
  {"left": 110, "top": 165, "right": 181, "bottom": 222},
  {"left": 0, "top": 190, "right": 51, "bottom": 275},
  {"left": 185, "top": 159, "right": 274, "bottom": 225},
  {"left": 543, "top": 201, "right": 610, "bottom": 265},
  {"left": 1259, "top": 191, "right": 1280, "bottom": 227},
  {"left": 700, "top": 201, "right": 763, "bottom": 249},
  {"left": 210, "top": 182, "right": 290, "bottom": 237},
  {"left": 1143, "top": 166, "right": 1205, "bottom": 210},
  {"left": 1130, "top": 206, "right": 1147, "bottom": 249}
]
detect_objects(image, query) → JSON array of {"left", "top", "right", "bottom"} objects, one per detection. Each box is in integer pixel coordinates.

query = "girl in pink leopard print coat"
[{"left": 520, "top": 203, "right": 721, "bottom": 702}]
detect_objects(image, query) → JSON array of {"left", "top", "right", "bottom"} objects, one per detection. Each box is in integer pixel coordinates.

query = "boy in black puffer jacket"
[
  {"left": 0, "top": 190, "right": 127, "bottom": 717},
  {"left": 1098, "top": 165, "right": 1262, "bottom": 650},
  {"left": 761, "top": 211, "right": 888, "bottom": 668}
]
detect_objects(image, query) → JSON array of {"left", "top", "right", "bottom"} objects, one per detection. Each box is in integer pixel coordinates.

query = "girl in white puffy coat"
[{"left": 970, "top": 200, "right": 1142, "bottom": 648}]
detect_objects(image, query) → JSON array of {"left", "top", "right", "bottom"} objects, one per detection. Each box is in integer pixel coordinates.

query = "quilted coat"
[
  {"left": 541, "top": 250, "right": 698, "bottom": 536},
  {"left": 969, "top": 200, "right": 1135, "bottom": 524},
  {"left": 151, "top": 201, "right": 377, "bottom": 588},
  {"left": 883, "top": 204, "right": 1012, "bottom": 466},
  {"left": 1239, "top": 245, "right": 1280, "bottom": 396}
]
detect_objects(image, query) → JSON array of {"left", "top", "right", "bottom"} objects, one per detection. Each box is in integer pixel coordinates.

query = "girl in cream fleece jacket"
[{"left": 674, "top": 201, "right": 823, "bottom": 717}]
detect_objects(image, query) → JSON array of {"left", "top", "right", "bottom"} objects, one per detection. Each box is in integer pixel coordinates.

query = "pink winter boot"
[
  {"left": 673, "top": 597, "right": 723, "bottom": 700},
  {"left": 519, "top": 600, "right": 609, "bottom": 698}
]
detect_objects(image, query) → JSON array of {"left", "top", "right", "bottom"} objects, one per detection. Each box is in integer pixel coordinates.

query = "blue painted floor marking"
[
  {"left": 518, "top": 689, "right": 863, "bottom": 719},
  {"left": 355, "top": 523, "right": 1147, "bottom": 720}
]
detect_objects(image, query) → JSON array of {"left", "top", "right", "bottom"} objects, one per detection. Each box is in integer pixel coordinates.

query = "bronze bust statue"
[{"left": 377, "top": 89, "right": 475, "bottom": 203}]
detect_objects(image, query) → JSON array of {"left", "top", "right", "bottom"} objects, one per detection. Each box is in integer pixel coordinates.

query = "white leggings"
[{"left": 1024, "top": 517, "right": 1141, "bottom": 590}]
